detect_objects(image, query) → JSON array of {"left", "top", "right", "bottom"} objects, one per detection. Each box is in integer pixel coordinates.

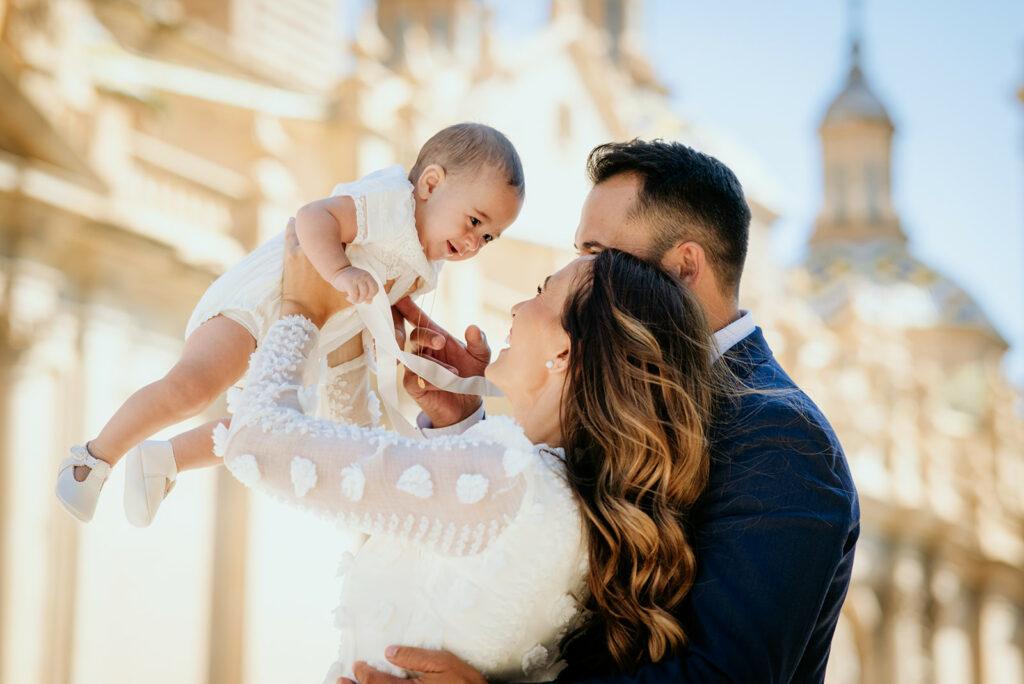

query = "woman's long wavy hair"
[{"left": 558, "top": 249, "right": 725, "bottom": 673}]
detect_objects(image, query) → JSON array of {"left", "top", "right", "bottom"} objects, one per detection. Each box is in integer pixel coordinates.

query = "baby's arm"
[{"left": 294, "top": 195, "right": 378, "bottom": 304}]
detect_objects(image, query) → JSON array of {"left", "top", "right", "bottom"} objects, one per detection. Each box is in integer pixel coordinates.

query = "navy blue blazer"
[{"left": 559, "top": 328, "right": 860, "bottom": 683}]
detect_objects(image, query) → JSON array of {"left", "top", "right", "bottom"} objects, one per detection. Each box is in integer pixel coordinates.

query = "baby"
[{"left": 55, "top": 122, "right": 524, "bottom": 526}]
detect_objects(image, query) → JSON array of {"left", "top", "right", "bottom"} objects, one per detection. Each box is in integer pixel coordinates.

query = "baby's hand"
[{"left": 331, "top": 266, "right": 379, "bottom": 304}]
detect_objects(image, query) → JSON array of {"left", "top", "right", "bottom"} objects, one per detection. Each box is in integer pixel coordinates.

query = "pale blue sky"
[{"left": 346, "top": 1, "right": 1024, "bottom": 383}]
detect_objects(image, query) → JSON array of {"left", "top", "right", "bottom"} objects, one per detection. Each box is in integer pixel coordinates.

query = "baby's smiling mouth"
[{"left": 446, "top": 240, "right": 458, "bottom": 257}]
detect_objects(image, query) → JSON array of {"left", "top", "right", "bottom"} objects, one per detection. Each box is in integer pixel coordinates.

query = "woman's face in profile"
[{"left": 486, "top": 257, "right": 591, "bottom": 407}]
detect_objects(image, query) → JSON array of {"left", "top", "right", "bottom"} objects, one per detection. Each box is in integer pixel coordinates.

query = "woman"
[{"left": 220, "top": 227, "right": 724, "bottom": 682}]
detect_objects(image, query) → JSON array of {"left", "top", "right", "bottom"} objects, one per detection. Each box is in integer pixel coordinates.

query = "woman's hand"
[
  {"left": 281, "top": 218, "right": 350, "bottom": 328},
  {"left": 339, "top": 647, "right": 487, "bottom": 684},
  {"left": 393, "top": 297, "right": 491, "bottom": 428}
]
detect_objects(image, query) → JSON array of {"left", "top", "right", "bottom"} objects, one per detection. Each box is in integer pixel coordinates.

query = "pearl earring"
[{"left": 545, "top": 360, "right": 554, "bottom": 369}]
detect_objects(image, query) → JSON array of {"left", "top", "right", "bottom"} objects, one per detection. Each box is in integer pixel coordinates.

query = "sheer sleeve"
[{"left": 223, "top": 316, "right": 536, "bottom": 557}]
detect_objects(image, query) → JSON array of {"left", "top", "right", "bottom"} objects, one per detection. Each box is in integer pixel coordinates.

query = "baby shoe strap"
[{"left": 64, "top": 444, "right": 112, "bottom": 477}]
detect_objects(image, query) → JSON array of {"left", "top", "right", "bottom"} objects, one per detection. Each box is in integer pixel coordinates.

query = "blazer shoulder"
[{"left": 711, "top": 359, "right": 858, "bottom": 510}]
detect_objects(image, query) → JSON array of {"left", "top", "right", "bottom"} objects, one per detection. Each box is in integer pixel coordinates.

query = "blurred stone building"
[
  {"left": 782, "top": 33, "right": 1024, "bottom": 684},
  {"left": 0, "top": 1, "right": 1020, "bottom": 683}
]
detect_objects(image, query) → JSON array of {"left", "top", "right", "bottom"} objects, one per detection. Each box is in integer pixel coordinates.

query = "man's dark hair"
[{"left": 586, "top": 139, "right": 752, "bottom": 295}]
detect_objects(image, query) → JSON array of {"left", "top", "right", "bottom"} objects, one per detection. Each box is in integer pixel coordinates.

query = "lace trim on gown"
[{"left": 318, "top": 355, "right": 381, "bottom": 427}]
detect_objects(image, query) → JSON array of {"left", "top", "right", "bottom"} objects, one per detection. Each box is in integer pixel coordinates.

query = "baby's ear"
[{"left": 416, "top": 164, "right": 446, "bottom": 199}]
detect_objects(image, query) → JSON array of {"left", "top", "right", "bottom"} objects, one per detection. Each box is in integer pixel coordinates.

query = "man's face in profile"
[{"left": 574, "top": 173, "right": 653, "bottom": 259}]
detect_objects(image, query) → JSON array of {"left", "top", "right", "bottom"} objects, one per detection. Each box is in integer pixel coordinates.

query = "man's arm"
[{"left": 566, "top": 402, "right": 859, "bottom": 683}]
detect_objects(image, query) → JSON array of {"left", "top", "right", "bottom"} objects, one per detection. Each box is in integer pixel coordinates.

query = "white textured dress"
[
  {"left": 218, "top": 316, "right": 588, "bottom": 683},
  {"left": 185, "top": 165, "right": 440, "bottom": 425}
]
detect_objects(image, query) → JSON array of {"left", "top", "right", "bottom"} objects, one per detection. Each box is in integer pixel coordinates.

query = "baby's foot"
[
  {"left": 123, "top": 441, "right": 177, "bottom": 528},
  {"left": 55, "top": 444, "right": 112, "bottom": 522}
]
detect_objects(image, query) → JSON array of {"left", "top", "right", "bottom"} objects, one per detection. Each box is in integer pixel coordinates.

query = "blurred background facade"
[{"left": 0, "top": 0, "right": 1021, "bottom": 682}]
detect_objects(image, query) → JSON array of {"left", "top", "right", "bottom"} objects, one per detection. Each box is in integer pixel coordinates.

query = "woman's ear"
[
  {"left": 415, "top": 164, "right": 446, "bottom": 200},
  {"left": 661, "top": 240, "right": 706, "bottom": 287},
  {"left": 548, "top": 346, "right": 570, "bottom": 373}
]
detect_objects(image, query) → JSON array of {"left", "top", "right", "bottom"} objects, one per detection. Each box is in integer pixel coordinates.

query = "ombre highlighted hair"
[{"left": 558, "top": 249, "right": 727, "bottom": 674}]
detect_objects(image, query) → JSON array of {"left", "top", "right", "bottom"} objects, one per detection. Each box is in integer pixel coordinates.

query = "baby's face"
[{"left": 414, "top": 164, "right": 523, "bottom": 262}]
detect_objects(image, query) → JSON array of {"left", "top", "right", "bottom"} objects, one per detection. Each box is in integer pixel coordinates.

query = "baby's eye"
[
  {"left": 470, "top": 217, "right": 481, "bottom": 227},
  {"left": 482, "top": 234, "right": 493, "bottom": 243}
]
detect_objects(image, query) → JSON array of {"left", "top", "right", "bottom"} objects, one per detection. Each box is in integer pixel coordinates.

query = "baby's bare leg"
[
  {"left": 170, "top": 419, "right": 230, "bottom": 473},
  {"left": 87, "top": 316, "right": 255, "bottom": 467},
  {"left": 327, "top": 333, "right": 364, "bottom": 367},
  {"left": 170, "top": 336, "right": 366, "bottom": 472}
]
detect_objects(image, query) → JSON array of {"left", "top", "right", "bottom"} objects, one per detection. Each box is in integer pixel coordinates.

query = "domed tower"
[
  {"left": 801, "top": 11, "right": 1000, "bottom": 349},
  {"left": 787, "top": 9, "right": 1024, "bottom": 681},
  {"left": 813, "top": 34, "right": 901, "bottom": 245}
]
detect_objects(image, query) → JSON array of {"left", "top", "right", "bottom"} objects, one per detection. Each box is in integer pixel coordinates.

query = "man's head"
[{"left": 574, "top": 139, "right": 752, "bottom": 326}]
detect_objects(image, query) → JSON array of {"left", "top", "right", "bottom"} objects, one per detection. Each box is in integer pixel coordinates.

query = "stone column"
[
  {"left": 205, "top": 457, "right": 251, "bottom": 684},
  {"left": 889, "top": 546, "right": 932, "bottom": 683},
  {"left": 931, "top": 563, "right": 976, "bottom": 684},
  {"left": 979, "top": 591, "right": 1024, "bottom": 684}
]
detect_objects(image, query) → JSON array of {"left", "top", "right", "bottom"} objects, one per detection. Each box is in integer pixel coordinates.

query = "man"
[{"left": 346, "top": 140, "right": 860, "bottom": 683}]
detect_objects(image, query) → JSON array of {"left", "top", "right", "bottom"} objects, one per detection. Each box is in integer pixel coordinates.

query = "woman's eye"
[
  {"left": 482, "top": 234, "right": 493, "bottom": 243},
  {"left": 470, "top": 217, "right": 481, "bottom": 227}
]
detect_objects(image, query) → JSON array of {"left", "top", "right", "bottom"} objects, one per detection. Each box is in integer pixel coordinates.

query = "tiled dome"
[{"left": 801, "top": 240, "right": 999, "bottom": 338}]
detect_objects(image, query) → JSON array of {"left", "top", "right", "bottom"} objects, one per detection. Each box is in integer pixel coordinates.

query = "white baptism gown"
[
  {"left": 186, "top": 166, "right": 451, "bottom": 430},
  {"left": 218, "top": 316, "right": 589, "bottom": 682}
]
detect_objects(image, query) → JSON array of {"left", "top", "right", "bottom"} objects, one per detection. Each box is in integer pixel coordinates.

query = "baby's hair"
[{"left": 409, "top": 123, "right": 525, "bottom": 198}]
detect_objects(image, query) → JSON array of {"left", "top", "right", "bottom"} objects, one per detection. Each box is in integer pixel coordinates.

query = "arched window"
[
  {"left": 865, "top": 164, "right": 880, "bottom": 224},
  {"left": 832, "top": 165, "right": 848, "bottom": 224}
]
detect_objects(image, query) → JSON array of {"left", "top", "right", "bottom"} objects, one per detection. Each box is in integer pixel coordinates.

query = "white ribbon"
[{"left": 327, "top": 266, "right": 502, "bottom": 437}]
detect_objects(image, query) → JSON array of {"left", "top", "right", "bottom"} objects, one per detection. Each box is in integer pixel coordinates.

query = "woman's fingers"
[
  {"left": 464, "top": 325, "right": 490, "bottom": 361},
  {"left": 408, "top": 327, "right": 446, "bottom": 351},
  {"left": 394, "top": 297, "right": 446, "bottom": 335}
]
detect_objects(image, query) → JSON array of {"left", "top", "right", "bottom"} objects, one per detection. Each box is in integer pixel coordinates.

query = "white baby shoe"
[
  {"left": 55, "top": 444, "right": 112, "bottom": 523},
  {"left": 123, "top": 440, "right": 177, "bottom": 528}
]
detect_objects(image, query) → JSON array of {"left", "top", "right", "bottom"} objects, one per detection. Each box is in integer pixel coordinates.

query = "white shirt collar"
[{"left": 713, "top": 310, "right": 755, "bottom": 360}]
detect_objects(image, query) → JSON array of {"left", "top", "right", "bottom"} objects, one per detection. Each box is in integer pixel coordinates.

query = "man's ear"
[
  {"left": 661, "top": 240, "right": 706, "bottom": 287},
  {"left": 415, "top": 164, "right": 446, "bottom": 200}
]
